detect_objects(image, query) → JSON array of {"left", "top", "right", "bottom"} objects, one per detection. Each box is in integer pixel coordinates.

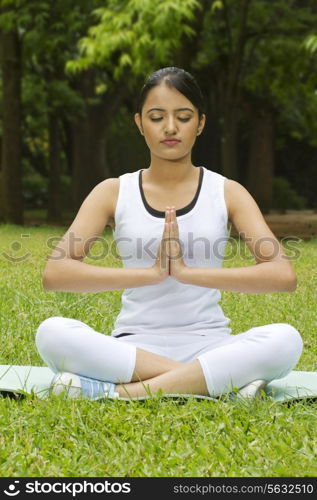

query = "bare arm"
[
  {"left": 173, "top": 180, "right": 297, "bottom": 294},
  {"left": 43, "top": 179, "right": 163, "bottom": 292}
]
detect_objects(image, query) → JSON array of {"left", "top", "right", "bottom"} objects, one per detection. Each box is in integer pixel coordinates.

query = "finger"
[
  {"left": 163, "top": 218, "right": 167, "bottom": 238},
  {"left": 165, "top": 207, "right": 169, "bottom": 222},
  {"left": 160, "top": 222, "right": 169, "bottom": 270},
  {"left": 171, "top": 207, "right": 178, "bottom": 228},
  {"left": 169, "top": 225, "right": 177, "bottom": 249},
  {"left": 163, "top": 222, "right": 169, "bottom": 248},
  {"left": 164, "top": 208, "right": 171, "bottom": 234},
  {"left": 166, "top": 206, "right": 172, "bottom": 223},
  {"left": 170, "top": 208, "right": 179, "bottom": 238},
  {"left": 164, "top": 212, "right": 168, "bottom": 235},
  {"left": 162, "top": 224, "right": 169, "bottom": 261},
  {"left": 160, "top": 217, "right": 169, "bottom": 257}
]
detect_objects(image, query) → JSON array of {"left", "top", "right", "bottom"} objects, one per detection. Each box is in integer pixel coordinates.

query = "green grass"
[{"left": 0, "top": 224, "right": 316, "bottom": 477}]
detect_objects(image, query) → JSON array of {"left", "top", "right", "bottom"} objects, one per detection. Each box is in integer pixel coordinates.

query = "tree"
[
  {"left": 64, "top": 0, "right": 203, "bottom": 208},
  {"left": 21, "top": 0, "right": 109, "bottom": 217},
  {"left": 1, "top": 0, "right": 115, "bottom": 219},
  {"left": 67, "top": 0, "right": 200, "bottom": 78},
  {"left": 0, "top": 1, "right": 23, "bottom": 224},
  {"left": 193, "top": 0, "right": 317, "bottom": 210}
]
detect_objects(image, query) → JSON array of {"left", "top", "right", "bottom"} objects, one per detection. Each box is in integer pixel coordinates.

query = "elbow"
[
  {"left": 42, "top": 262, "right": 59, "bottom": 291},
  {"left": 275, "top": 260, "right": 297, "bottom": 292},
  {"left": 42, "top": 258, "right": 75, "bottom": 291},
  {"left": 284, "top": 271, "right": 297, "bottom": 292},
  {"left": 42, "top": 269, "right": 54, "bottom": 291},
  {"left": 289, "top": 274, "right": 297, "bottom": 292}
]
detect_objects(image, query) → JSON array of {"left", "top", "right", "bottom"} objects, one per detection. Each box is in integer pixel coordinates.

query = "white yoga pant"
[{"left": 35, "top": 317, "right": 303, "bottom": 397}]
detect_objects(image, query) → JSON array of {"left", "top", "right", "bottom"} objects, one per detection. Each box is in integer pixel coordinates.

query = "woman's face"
[{"left": 134, "top": 83, "right": 205, "bottom": 164}]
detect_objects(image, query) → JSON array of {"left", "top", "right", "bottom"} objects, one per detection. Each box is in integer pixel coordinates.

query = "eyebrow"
[{"left": 146, "top": 107, "right": 194, "bottom": 114}]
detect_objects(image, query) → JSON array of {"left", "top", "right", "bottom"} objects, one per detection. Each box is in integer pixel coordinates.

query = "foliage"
[
  {"left": 194, "top": 1, "right": 317, "bottom": 103},
  {"left": 66, "top": 0, "right": 200, "bottom": 80},
  {"left": 107, "top": 106, "right": 149, "bottom": 177},
  {"left": 304, "top": 34, "right": 317, "bottom": 53},
  {"left": 1, "top": 0, "right": 317, "bottom": 211},
  {"left": 272, "top": 177, "right": 307, "bottom": 212},
  {"left": 22, "top": 172, "right": 48, "bottom": 208},
  {"left": 0, "top": 0, "right": 107, "bottom": 210}
]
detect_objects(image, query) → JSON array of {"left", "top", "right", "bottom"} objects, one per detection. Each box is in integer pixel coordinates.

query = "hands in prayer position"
[{"left": 153, "top": 206, "right": 186, "bottom": 283}]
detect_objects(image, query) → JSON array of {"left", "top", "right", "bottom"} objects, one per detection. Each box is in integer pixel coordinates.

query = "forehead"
[{"left": 143, "top": 83, "right": 194, "bottom": 111}]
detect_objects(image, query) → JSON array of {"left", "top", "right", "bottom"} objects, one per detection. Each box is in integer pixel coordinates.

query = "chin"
[{"left": 154, "top": 150, "right": 190, "bottom": 162}]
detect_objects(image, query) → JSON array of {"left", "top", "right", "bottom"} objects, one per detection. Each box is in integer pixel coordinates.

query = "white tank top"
[{"left": 111, "top": 166, "right": 231, "bottom": 337}]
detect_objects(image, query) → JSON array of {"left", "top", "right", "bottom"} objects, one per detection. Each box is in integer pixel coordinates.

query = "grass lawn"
[{"left": 0, "top": 224, "right": 316, "bottom": 477}]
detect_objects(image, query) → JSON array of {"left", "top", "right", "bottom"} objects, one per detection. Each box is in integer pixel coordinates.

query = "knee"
[
  {"left": 36, "top": 316, "right": 67, "bottom": 354},
  {"left": 272, "top": 323, "right": 303, "bottom": 361}
]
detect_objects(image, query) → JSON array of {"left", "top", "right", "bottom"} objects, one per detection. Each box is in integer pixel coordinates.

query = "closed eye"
[{"left": 150, "top": 117, "right": 191, "bottom": 122}]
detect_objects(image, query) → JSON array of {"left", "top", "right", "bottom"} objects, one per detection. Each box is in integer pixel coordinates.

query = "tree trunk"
[
  {"left": 70, "top": 71, "right": 127, "bottom": 211},
  {"left": 246, "top": 108, "right": 274, "bottom": 213},
  {"left": 0, "top": 134, "right": 4, "bottom": 220},
  {"left": 71, "top": 104, "right": 109, "bottom": 212},
  {"left": 47, "top": 113, "right": 62, "bottom": 222},
  {"left": 0, "top": 171, "right": 4, "bottom": 222},
  {"left": 1, "top": 28, "right": 23, "bottom": 224},
  {"left": 221, "top": 105, "right": 239, "bottom": 180}
]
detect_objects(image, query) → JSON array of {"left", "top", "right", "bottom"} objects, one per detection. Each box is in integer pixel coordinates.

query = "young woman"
[{"left": 36, "top": 67, "right": 303, "bottom": 401}]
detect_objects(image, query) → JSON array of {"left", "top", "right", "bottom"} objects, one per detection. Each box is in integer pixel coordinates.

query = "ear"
[
  {"left": 134, "top": 113, "right": 144, "bottom": 135},
  {"left": 197, "top": 114, "right": 206, "bottom": 136}
]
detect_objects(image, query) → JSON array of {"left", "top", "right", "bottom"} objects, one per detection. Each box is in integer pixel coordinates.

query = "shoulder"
[
  {"left": 90, "top": 171, "right": 139, "bottom": 221},
  {"left": 223, "top": 178, "right": 277, "bottom": 243},
  {"left": 224, "top": 179, "right": 256, "bottom": 222},
  {"left": 76, "top": 177, "right": 120, "bottom": 227},
  {"left": 224, "top": 178, "right": 270, "bottom": 235},
  {"left": 91, "top": 177, "right": 120, "bottom": 201},
  {"left": 222, "top": 179, "right": 293, "bottom": 267},
  {"left": 90, "top": 177, "right": 120, "bottom": 224},
  {"left": 95, "top": 177, "right": 120, "bottom": 192}
]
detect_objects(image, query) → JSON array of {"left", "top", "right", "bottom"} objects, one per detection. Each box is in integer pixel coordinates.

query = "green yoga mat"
[{"left": 0, "top": 365, "right": 317, "bottom": 402}]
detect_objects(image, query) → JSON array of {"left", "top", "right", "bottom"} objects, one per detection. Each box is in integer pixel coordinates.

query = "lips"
[{"left": 161, "top": 139, "right": 181, "bottom": 145}]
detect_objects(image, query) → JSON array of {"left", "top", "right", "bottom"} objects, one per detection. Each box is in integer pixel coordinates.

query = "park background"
[
  {"left": 1, "top": 0, "right": 317, "bottom": 228},
  {"left": 0, "top": 0, "right": 316, "bottom": 478}
]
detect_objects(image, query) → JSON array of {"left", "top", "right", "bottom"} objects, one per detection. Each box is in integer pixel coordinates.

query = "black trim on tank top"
[
  {"left": 115, "top": 333, "right": 135, "bottom": 338},
  {"left": 139, "top": 166, "right": 204, "bottom": 218}
]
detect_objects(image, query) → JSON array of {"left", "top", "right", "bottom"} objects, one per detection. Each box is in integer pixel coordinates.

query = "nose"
[{"left": 164, "top": 115, "right": 178, "bottom": 135}]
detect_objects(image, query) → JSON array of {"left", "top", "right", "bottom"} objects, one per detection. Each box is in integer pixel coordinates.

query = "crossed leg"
[
  {"left": 36, "top": 317, "right": 303, "bottom": 399},
  {"left": 119, "top": 348, "right": 208, "bottom": 398},
  {"left": 116, "top": 323, "right": 303, "bottom": 398},
  {"left": 35, "top": 317, "right": 208, "bottom": 397}
]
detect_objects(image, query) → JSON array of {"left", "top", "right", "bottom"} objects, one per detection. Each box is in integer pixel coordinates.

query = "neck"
[{"left": 145, "top": 155, "right": 196, "bottom": 186}]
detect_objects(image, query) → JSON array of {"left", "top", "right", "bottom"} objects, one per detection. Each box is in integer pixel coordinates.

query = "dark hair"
[{"left": 137, "top": 67, "right": 205, "bottom": 118}]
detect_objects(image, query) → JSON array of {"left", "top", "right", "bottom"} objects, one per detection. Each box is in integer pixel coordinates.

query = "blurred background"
[{"left": 0, "top": 0, "right": 317, "bottom": 229}]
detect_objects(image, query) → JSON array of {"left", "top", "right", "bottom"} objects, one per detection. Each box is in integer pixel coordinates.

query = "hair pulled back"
[{"left": 137, "top": 67, "right": 205, "bottom": 118}]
